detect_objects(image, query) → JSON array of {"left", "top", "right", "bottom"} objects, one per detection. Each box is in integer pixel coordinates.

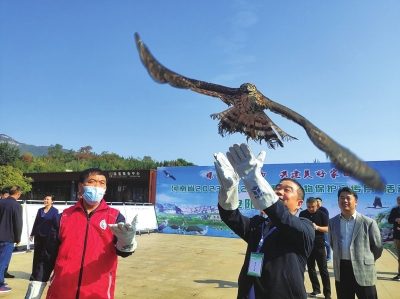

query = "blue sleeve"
[
  {"left": 218, "top": 204, "right": 252, "bottom": 242},
  {"left": 13, "top": 202, "right": 23, "bottom": 244},
  {"left": 30, "top": 209, "right": 41, "bottom": 237},
  {"left": 265, "top": 200, "right": 315, "bottom": 257}
]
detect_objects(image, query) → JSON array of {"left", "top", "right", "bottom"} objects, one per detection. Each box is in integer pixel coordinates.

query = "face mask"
[{"left": 82, "top": 186, "right": 105, "bottom": 205}]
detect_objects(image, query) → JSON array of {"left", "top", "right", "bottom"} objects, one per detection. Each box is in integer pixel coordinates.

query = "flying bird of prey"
[
  {"left": 134, "top": 33, "right": 385, "bottom": 191},
  {"left": 163, "top": 170, "right": 176, "bottom": 180}
]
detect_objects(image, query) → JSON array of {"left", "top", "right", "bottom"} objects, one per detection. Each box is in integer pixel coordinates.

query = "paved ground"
[{"left": 1, "top": 234, "right": 399, "bottom": 298}]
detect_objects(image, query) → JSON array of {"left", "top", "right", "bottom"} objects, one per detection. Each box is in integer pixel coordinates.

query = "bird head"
[{"left": 240, "top": 83, "right": 256, "bottom": 93}]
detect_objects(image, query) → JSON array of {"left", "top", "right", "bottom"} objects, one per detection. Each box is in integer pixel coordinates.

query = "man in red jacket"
[{"left": 25, "top": 168, "right": 138, "bottom": 299}]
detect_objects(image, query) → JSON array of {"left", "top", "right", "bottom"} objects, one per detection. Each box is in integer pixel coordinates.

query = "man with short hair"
[
  {"left": 316, "top": 197, "right": 332, "bottom": 262},
  {"left": 0, "top": 186, "right": 23, "bottom": 293},
  {"left": 25, "top": 168, "right": 139, "bottom": 299},
  {"left": 0, "top": 188, "right": 14, "bottom": 279},
  {"left": 0, "top": 188, "right": 9, "bottom": 199},
  {"left": 329, "top": 187, "right": 382, "bottom": 299},
  {"left": 388, "top": 196, "right": 400, "bottom": 281},
  {"left": 214, "top": 143, "right": 314, "bottom": 298},
  {"left": 300, "top": 197, "right": 331, "bottom": 299}
]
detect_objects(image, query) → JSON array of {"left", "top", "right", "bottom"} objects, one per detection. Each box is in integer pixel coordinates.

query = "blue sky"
[{"left": 1, "top": 1, "right": 399, "bottom": 166}]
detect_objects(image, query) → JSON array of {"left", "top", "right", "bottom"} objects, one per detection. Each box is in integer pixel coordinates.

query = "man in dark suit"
[
  {"left": 214, "top": 143, "right": 314, "bottom": 299},
  {"left": 0, "top": 186, "right": 23, "bottom": 293},
  {"left": 0, "top": 188, "right": 14, "bottom": 279},
  {"left": 300, "top": 197, "right": 331, "bottom": 299},
  {"left": 329, "top": 187, "right": 382, "bottom": 299},
  {"left": 388, "top": 196, "right": 400, "bottom": 281}
]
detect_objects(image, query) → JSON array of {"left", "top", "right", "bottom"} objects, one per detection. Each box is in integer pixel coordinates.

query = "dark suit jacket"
[
  {"left": 30, "top": 206, "right": 59, "bottom": 237},
  {"left": 0, "top": 197, "right": 23, "bottom": 243},
  {"left": 219, "top": 200, "right": 314, "bottom": 299}
]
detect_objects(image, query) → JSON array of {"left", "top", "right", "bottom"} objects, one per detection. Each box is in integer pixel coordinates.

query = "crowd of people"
[
  {"left": 214, "top": 143, "right": 398, "bottom": 299},
  {"left": 0, "top": 146, "right": 399, "bottom": 298}
]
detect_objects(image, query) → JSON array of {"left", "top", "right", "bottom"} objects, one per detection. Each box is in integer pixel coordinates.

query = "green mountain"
[{"left": 0, "top": 134, "right": 54, "bottom": 157}]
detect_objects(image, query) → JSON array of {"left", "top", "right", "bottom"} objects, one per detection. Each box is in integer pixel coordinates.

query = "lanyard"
[{"left": 256, "top": 222, "right": 276, "bottom": 253}]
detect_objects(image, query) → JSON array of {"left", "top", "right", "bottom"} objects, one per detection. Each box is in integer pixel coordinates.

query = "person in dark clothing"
[
  {"left": 0, "top": 186, "right": 23, "bottom": 293},
  {"left": 316, "top": 197, "right": 332, "bottom": 262},
  {"left": 0, "top": 188, "right": 9, "bottom": 199},
  {"left": 0, "top": 187, "right": 14, "bottom": 279},
  {"left": 388, "top": 196, "right": 400, "bottom": 281},
  {"left": 29, "top": 195, "right": 59, "bottom": 274},
  {"left": 299, "top": 197, "right": 331, "bottom": 299},
  {"left": 214, "top": 143, "right": 314, "bottom": 299}
]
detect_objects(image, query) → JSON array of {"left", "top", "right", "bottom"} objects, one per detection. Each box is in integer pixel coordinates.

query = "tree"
[
  {"left": 0, "top": 142, "right": 21, "bottom": 166},
  {"left": 76, "top": 146, "right": 93, "bottom": 160},
  {"left": 0, "top": 165, "right": 33, "bottom": 193},
  {"left": 48, "top": 144, "right": 64, "bottom": 159}
]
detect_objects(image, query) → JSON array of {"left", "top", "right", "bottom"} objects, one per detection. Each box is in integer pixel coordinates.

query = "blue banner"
[{"left": 155, "top": 161, "right": 400, "bottom": 242}]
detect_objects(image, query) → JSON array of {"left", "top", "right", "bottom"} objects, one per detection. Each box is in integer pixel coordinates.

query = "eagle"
[{"left": 134, "top": 32, "right": 385, "bottom": 191}]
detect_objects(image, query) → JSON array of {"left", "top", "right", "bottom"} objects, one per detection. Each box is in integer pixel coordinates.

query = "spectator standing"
[
  {"left": 0, "top": 187, "right": 14, "bottom": 279},
  {"left": 0, "top": 188, "right": 9, "bottom": 199},
  {"left": 316, "top": 197, "right": 332, "bottom": 262},
  {"left": 0, "top": 186, "right": 23, "bottom": 293},
  {"left": 299, "top": 197, "right": 331, "bottom": 299},
  {"left": 329, "top": 187, "right": 382, "bottom": 299},
  {"left": 29, "top": 195, "right": 59, "bottom": 273},
  {"left": 388, "top": 196, "right": 400, "bottom": 281}
]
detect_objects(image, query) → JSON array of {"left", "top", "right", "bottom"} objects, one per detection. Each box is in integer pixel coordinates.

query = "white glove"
[
  {"left": 226, "top": 143, "right": 278, "bottom": 210},
  {"left": 24, "top": 281, "right": 47, "bottom": 299},
  {"left": 214, "top": 152, "right": 239, "bottom": 210},
  {"left": 108, "top": 215, "right": 138, "bottom": 252}
]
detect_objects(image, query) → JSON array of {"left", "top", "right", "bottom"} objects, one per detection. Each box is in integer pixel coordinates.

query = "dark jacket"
[
  {"left": 318, "top": 206, "right": 329, "bottom": 218},
  {"left": 219, "top": 200, "right": 314, "bottom": 299},
  {"left": 30, "top": 206, "right": 59, "bottom": 237},
  {"left": 0, "top": 197, "right": 23, "bottom": 243},
  {"left": 388, "top": 206, "right": 400, "bottom": 240}
]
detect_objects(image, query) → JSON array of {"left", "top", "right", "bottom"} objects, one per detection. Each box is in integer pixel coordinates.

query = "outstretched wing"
[
  {"left": 259, "top": 95, "right": 385, "bottom": 191},
  {"left": 135, "top": 33, "right": 385, "bottom": 191},
  {"left": 134, "top": 32, "right": 238, "bottom": 106}
]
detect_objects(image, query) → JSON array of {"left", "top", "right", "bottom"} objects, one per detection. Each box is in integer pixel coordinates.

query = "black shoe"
[
  {"left": 308, "top": 291, "right": 321, "bottom": 297},
  {"left": 392, "top": 274, "right": 400, "bottom": 281},
  {"left": 4, "top": 272, "right": 14, "bottom": 279}
]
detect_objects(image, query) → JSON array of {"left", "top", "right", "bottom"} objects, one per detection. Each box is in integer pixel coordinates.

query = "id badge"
[{"left": 248, "top": 252, "right": 264, "bottom": 277}]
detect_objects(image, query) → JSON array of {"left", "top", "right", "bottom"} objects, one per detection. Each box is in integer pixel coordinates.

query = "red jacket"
[{"left": 47, "top": 199, "right": 119, "bottom": 299}]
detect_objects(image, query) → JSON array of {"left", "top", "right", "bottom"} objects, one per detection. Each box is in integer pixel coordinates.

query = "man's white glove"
[
  {"left": 214, "top": 152, "right": 239, "bottom": 210},
  {"left": 24, "top": 281, "right": 47, "bottom": 299},
  {"left": 108, "top": 214, "right": 138, "bottom": 252},
  {"left": 226, "top": 143, "right": 278, "bottom": 210}
]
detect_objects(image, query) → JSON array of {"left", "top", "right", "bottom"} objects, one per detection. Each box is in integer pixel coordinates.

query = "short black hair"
[
  {"left": 79, "top": 168, "right": 107, "bottom": 184},
  {"left": 45, "top": 194, "right": 55, "bottom": 201},
  {"left": 1, "top": 188, "right": 10, "bottom": 195},
  {"left": 306, "top": 197, "right": 317, "bottom": 204},
  {"left": 338, "top": 186, "right": 358, "bottom": 200},
  {"left": 279, "top": 178, "right": 305, "bottom": 201},
  {"left": 315, "top": 197, "right": 322, "bottom": 201}
]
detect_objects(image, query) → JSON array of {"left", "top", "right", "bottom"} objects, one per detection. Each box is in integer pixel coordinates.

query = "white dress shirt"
[{"left": 340, "top": 211, "right": 357, "bottom": 260}]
